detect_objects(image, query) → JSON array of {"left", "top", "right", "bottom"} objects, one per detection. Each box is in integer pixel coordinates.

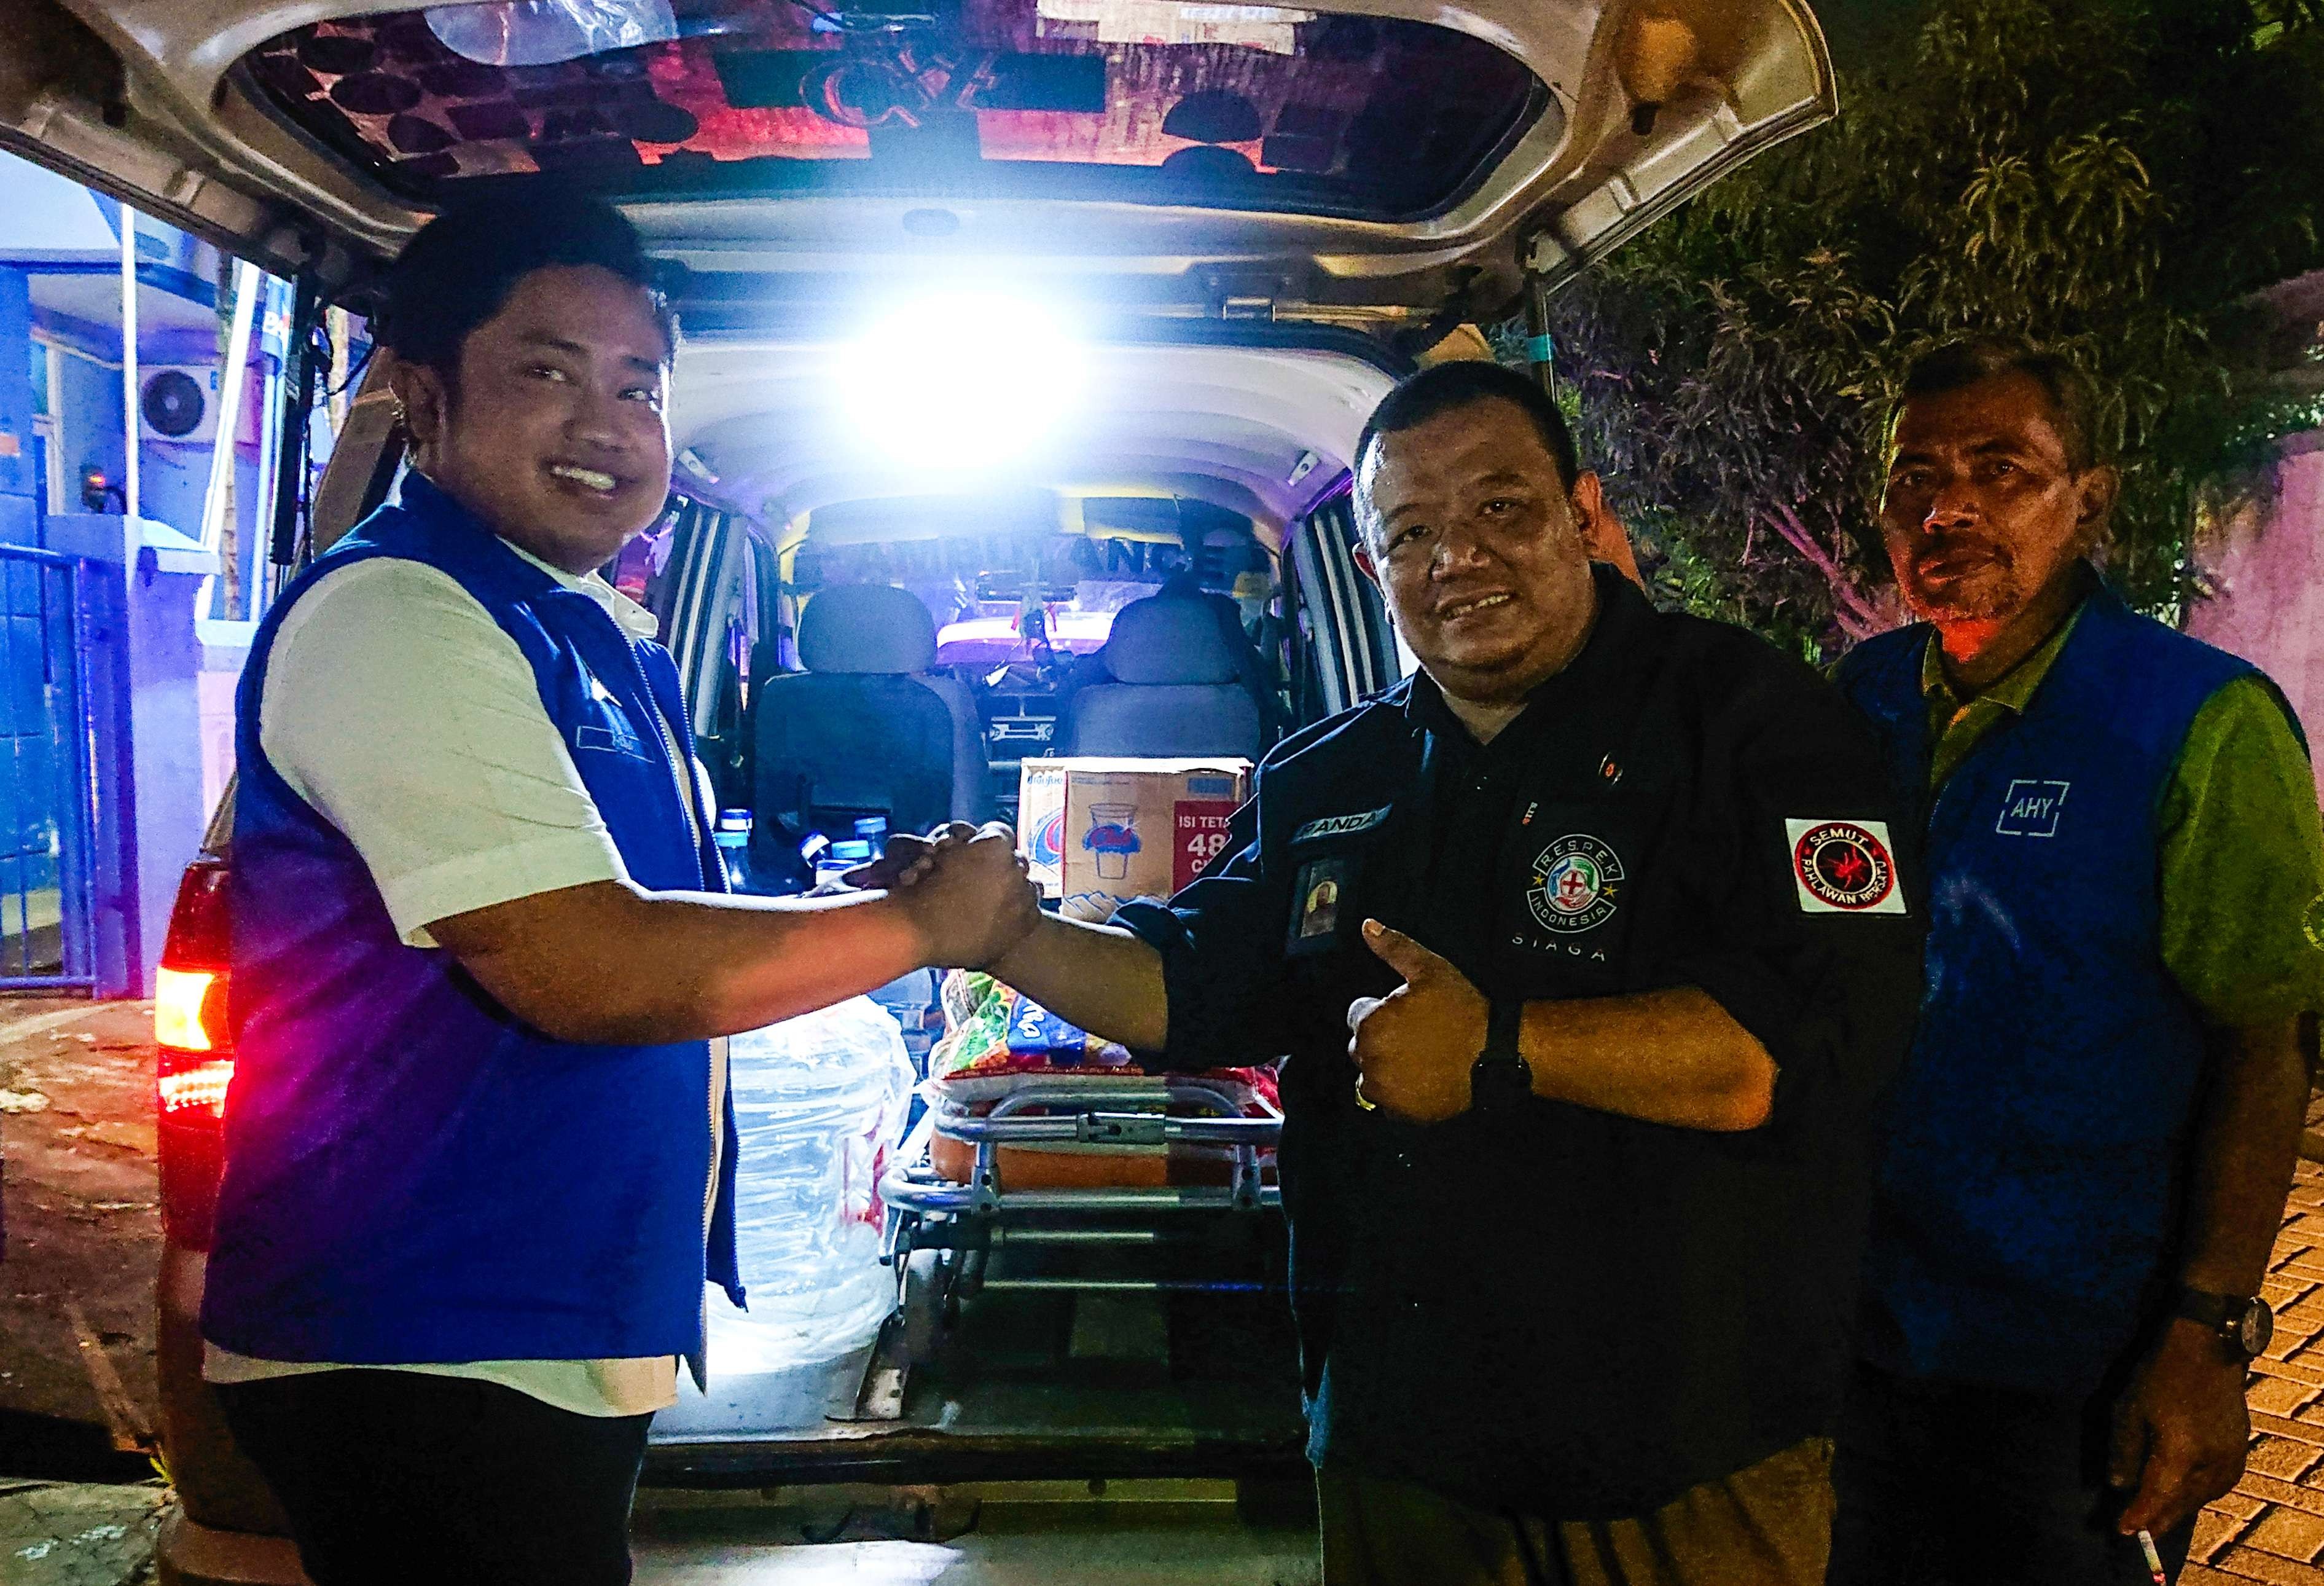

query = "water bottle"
[
  {"left": 813, "top": 838, "right": 874, "bottom": 894},
  {"left": 714, "top": 808, "right": 753, "bottom": 892}
]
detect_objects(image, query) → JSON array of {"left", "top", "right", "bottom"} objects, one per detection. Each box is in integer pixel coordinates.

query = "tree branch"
[{"left": 1763, "top": 501, "right": 1882, "bottom": 639}]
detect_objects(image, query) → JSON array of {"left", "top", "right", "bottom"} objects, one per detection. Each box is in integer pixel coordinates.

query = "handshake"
[{"left": 845, "top": 822, "right": 1048, "bottom": 972}]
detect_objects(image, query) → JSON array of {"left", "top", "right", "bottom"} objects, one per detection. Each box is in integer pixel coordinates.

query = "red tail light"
[{"left": 157, "top": 857, "right": 232, "bottom": 1249}]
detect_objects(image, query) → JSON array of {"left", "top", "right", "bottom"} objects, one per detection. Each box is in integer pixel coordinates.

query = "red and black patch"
[{"left": 1785, "top": 819, "right": 1904, "bottom": 915}]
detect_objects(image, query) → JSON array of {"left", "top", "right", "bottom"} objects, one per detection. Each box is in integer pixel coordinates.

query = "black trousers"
[
  {"left": 214, "top": 1370, "right": 652, "bottom": 1586},
  {"left": 1830, "top": 1361, "right": 2195, "bottom": 1586}
]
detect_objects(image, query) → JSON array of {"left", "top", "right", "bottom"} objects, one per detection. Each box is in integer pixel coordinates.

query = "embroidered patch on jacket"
[
  {"left": 1993, "top": 779, "right": 2071, "bottom": 838},
  {"left": 1291, "top": 806, "right": 1391, "bottom": 846},
  {"left": 573, "top": 720, "right": 648, "bottom": 760},
  {"left": 1525, "top": 834, "right": 1624, "bottom": 934},
  {"left": 1785, "top": 819, "right": 1904, "bottom": 914}
]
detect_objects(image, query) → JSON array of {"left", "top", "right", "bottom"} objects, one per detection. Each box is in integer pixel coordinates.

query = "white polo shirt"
[{"left": 203, "top": 536, "right": 718, "bottom": 1418}]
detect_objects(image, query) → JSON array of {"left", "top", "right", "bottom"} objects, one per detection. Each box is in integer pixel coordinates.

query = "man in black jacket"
[{"left": 885, "top": 361, "right": 1921, "bottom": 1585}]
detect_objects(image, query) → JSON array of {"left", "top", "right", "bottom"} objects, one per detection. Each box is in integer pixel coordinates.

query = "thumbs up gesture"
[{"left": 1346, "top": 919, "right": 1490, "bottom": 1124}]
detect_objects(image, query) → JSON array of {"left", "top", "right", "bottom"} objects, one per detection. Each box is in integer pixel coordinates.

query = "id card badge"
[{"left": 1288, "top": 855, "right": 1354, "bottom": 956}]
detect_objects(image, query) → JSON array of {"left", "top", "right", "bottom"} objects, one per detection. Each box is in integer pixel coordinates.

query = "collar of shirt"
[
  {"left": 1917, "top": 588, "right": 2091, "bottom": 790},
  {"left": 499, "top": 536, "right": 660, "bottom": 642},
  {"left": 1917, "top": 595, "right": 2089, "bottom": 723},
  {"left": 395, "top": 469, "right": 661, "bottom": 642},
  {"left": 1402, "top": 562, "right": 1653, "bottom": 758}
]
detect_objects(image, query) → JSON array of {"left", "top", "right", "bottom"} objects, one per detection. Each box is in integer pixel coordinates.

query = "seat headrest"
[
  {"left": 800, "top": 584, "right": 937, "bottom": 675},
  {"left": 1101, "top": 596, "right": 1240, "bottom": 686}
]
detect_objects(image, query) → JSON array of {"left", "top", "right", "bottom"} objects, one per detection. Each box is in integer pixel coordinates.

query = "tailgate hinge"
[
  {"left": 1200, "top": 266, "right": 1288, "bottom": 321},
  {"left": 1523, "top": 229, "right": 1573, "bottom": 279}
]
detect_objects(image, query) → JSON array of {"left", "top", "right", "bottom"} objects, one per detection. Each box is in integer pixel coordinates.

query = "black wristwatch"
[
  {"left": 1469, "top": 1000, "right": 1531, "bottom": 1113},
  {"left": 2175, "top": 1286, "right": 2274, "bottom": 1360}
]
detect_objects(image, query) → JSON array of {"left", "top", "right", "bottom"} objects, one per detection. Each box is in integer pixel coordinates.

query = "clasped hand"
[
  {"left": 845, "top": 822, "right": 1044, "bottom": 970},
  {"left": 1346, "top": 919, "right": 1494, "bottom": 1125},
  {"left": 848, "top": 839, "right": 1491, "bottom": 1115}
]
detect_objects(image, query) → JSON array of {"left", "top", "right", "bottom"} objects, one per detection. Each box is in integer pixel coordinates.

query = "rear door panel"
[{"left": 13, "top": 0, "right": 1836, "bottom": 323}]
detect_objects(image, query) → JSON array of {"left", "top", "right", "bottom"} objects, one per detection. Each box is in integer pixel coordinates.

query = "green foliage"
[{"left": 1532, "top": 0, "right": 2324, "bottom": 650}]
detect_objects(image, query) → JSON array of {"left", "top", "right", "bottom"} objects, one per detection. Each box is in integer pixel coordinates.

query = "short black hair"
[
  {"left": 1353, "top": 360, "right": 1583, "bottom": 494},
  {"left": 374, "top": 197, "right": 676, "bottom": 373},
  {"left": 1891, "top": 338, "right": 2103, "bottom": 472}
]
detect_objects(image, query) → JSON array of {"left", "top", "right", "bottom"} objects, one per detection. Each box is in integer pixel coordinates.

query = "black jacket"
[{"left": 1118, "top": 567, "right": 1921, "bottom": 1520}]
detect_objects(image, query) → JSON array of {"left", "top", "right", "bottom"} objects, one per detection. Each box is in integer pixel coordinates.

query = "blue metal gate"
[{"left": 0, "top": 543, "right": 95, "bottom": 989}]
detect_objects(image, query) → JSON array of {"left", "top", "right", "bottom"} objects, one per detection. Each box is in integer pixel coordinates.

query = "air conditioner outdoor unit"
[{"left": 138, "top": 365, "right": 220, "bottom": 446}]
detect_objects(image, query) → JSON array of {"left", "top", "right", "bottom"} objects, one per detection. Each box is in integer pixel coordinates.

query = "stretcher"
[
  {"left": 875, "top": 965, "right": 1285, "bottom": 1341},
  {"left": 832, "top": 1073, "right": 1287, "bottom": 1426},
  {"left": 848, "top": 968, "right": 1288, "bottom": 1423},
  {"left": 890, "top": 1074, "right": 1279, "bottom": 1211},
  {"left": 878, "top": 1074, "right": 1282, "bottom": 1307}
]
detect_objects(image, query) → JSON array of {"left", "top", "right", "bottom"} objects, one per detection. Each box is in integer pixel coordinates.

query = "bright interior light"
[
  {"left": 840, "top": 294, "right": 1089, "bottom": 473},
  {"left": 155, "top": 967, "right": 216, "bottom": 1052}
]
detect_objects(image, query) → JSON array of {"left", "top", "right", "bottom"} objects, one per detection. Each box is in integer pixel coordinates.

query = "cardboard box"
[{"left": 1019, "top": 757, "right": 1252, "bottom": 922}]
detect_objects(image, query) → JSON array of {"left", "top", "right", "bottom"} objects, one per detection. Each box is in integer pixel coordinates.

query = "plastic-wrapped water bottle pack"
[{"left": 708, "top": 996, "right": 913, "bottom": 1375}]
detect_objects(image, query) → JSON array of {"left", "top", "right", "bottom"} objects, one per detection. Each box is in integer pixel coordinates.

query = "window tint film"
[{"left": 241, "top": 1, "right": 1547, "bottom": 221}]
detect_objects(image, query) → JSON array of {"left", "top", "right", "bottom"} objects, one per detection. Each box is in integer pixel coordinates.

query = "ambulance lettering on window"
[{"left": 1783, "top": 819, "right": 1906, "bottom": 915}]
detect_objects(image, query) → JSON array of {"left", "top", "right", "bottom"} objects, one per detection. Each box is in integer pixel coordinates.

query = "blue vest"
[
  {"left": 1837, "top": 586, "right": 2267, "bottom": 1393},
  {"left": 202, "top": 473, "right": 743, "bottom": 1365}
]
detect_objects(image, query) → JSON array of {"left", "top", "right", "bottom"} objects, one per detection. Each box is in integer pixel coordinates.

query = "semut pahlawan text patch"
[{"left": 1784, "top": 819, "right": 1906, "bottom": 914}]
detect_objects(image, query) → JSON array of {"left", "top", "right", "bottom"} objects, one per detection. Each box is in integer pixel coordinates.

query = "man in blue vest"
[
  {"left": 200, "top": 200, "right": 1038, "bottom": 1585},
  {"left": 1831, "top": 339, "right": 2324, "bottom": 1584}
]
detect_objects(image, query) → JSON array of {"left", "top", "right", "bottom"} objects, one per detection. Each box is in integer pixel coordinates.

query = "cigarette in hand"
[{"left": 2137, "top": 1529, "right": 2167, "bottom": 1586}]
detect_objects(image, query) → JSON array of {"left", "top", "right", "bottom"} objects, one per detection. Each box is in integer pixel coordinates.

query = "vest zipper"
[
  {"left": 625, "top": 640, "right": 722, "bottom": 1379},
  {"left": 640, "top": 688, "right": 703, "bottom": 860}
]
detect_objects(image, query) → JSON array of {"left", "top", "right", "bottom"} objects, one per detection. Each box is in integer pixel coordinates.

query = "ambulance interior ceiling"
[{"left": 665, "top": 339, "right": 1395, "bottom": 534}]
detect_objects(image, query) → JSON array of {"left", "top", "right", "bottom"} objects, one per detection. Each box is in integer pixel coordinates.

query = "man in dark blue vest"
[
  {"left": 1831, "top": 339, "right": 2324, "bottom": 1584},
  {"left": 200, "top": 201, "right": 1037, "bottom": 1585}
]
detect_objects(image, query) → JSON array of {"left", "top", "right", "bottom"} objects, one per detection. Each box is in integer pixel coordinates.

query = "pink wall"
[{"left": 2185, "top": 433, "right": 2324, "bottom": 803}]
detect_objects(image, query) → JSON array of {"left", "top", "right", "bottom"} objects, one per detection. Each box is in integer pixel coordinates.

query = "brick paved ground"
[
  {"left": 2185, "top": 1153, "right": 2324, "bottom": 1584},
  {"left": 7, "top": 1000, "right": 2324, "bottom": 1582}
]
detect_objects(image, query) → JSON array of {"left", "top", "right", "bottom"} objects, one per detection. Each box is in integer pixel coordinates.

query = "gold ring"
[{"left": 1353, "top": 1073, "right": 1377, "bottom": 1112}]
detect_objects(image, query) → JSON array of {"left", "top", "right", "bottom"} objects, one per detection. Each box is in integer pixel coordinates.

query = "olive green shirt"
[{"left": 1922, "top": 606, "right": 2324, "bottom": 1026}]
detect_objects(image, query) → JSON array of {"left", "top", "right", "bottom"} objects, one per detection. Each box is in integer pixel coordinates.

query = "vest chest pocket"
[
  {"left": 569, "top": 664, "right": 655, "bottom": 764},
  {"left": 1931, "top": 765, "right": 2093, "bottom": 874},
  {"left": 574, "top": 708, "right": 651, "bottom": 763},
  {"left": 1991, "top": 777, "right": 2072, "bottom": 839}
]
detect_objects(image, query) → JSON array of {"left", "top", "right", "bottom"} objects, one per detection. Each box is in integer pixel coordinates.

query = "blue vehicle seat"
[
  {"left": 1059, "top": 594, "right": 1264, "bottom": 758},
  {"left": 751, "top": 584, "right": 988, "bottom": 876}
]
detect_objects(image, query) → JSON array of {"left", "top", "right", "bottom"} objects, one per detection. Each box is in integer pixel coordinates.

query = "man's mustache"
[{"left": 1912, "top": 536, "right": 2009, "bottom": 575}]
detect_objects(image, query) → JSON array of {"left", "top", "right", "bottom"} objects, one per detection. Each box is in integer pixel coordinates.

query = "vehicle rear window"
[
  {"left": 783, "top": 491, "right": 1273, "bottom": 669},
  {"left": 240, "top": 0, "right": 1547, "bottom": 222}
]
